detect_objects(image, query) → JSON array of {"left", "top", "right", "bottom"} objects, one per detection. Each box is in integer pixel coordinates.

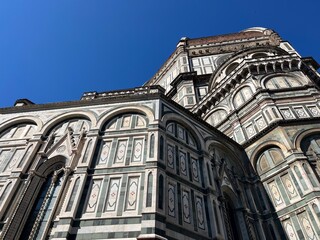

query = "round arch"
[
  {"left": 250, "top": 141, "right": 289, "bottom": 169},
  {"left": 0, "top": 116, "right": 43, "bottom": 134},
  {"left": 96, "top": 105, "right": 156, "bottom": 130},
  {"left": 204, "top": 106, "right": 230, "bottom": 124},
  {"left": 35, "top": 155, "right": 67, "bottom": 177},
  {"left": 206, "top": 139, "right": 248, "bottom": 176},
  {"left": 221, "top": 185, "right": 240, "bottom": 208},
  {"left": 230, "top": 83, "right": 256, "bottom": 110},
  {"left": 209, "top": 46, "right": 289, "bottom": 90},
  {"left": 294, "top": 128, "right": 320, "bottom": 151},
  {"left": 260, "top": 72, "right": 305, "bottom": 89},
  {"left": 161, "top": 112, "right": 205, "bottom": 149},
  {"left": 40, "top": 111, "right": 96, "bottom": 136}
]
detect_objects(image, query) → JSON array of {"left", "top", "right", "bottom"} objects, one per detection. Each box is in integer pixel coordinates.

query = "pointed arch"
[
  {"left": 206, "top": 140, "right": 248, "bottom": 176},
  {"left": 1, "top": 155, "right": 68, "bottom": 240}
]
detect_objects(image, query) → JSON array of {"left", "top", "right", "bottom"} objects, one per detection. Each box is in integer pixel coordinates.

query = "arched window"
[
  {"left": 0, "top": 123, "right": 36, "bottom": 139},
  {"left": 165, "top": 122, "right": 199, "bottom": 149},
  {"left": 251, "top": 53, "right": 268, "bottom": 59},
  {"left": 224, "top": 194, "right": 242, "bottom": 240},
  {"left": 264, "top": 76, "right": 302, "bottom": 89},
  {"left": 103, "top": 113, "right": 147, "bottom": 131},
  {"left": 21, "top": 168, "right": 65, "bottom": 240},
  {"left": 300, "top": 134, "right": 320, "bottom": 183},
  {"left": 225, "top": 62, "right": 239, "bottom": 76},
  {"left": 206, "top": 109, "right": 228, "bottom": 126},
  {"left": 256, "top": 147, "right": 284, "bottom": 173},
  {"left": 98, "top": 113, "right": 147, "bottom": 167},
  {"left": 233, "top": 86, "right": 254, "bottom": 108}
]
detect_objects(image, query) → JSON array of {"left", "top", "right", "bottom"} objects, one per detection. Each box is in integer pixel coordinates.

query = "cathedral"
[{"left": 0, "top": 27, "right": 319, "bottom": 240}]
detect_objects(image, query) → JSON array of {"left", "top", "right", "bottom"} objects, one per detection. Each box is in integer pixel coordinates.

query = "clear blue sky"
[{"left": 0, "top": 0, "right": 319, "bottom": 108}]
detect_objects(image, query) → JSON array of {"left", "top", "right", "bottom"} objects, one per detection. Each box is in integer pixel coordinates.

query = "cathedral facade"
[{"left": 0, "top": 27, "right": 319, "bottom": 239}]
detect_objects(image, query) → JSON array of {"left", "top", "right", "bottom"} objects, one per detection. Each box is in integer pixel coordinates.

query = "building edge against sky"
[{"left": 0, "top": 27, "right": 319, "bottom": 239}]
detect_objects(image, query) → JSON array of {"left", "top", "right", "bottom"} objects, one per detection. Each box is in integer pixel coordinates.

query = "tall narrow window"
[
  {"left": 158, "top": 175, "right": 164, "bottom": 209},
  {"left": 302, "top": 163, "right": 318, "bottom": 187},
  {"left": 294, "top": 166, "right": 308, "bottom": 191},
  {"left": 149, "top": 134, "right": 155, "bottom": 158},
  {"left": 206, "top": 163, "right": 212, "bottom": 186},
  {"left": 159, "top": 136, "right": 164, "bottom": 160},
  {"left": 66, "top": 177, "right": 80, "bottom": 212},
  {"left": 146, "top": 172, "right": 153, "bottom": 207},
  {"left": 82, "top": 140, "right": 92, "bottom": 163},
  {"left": 312, "top": 203, "right": 320, "bottom": 221},
  {"left": 21, "top": 170, "right": 64, "bottom": 240}
]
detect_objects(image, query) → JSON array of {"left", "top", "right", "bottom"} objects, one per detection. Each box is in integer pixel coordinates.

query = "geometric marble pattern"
[
  {"left": 284, "top": 220, "right": 298, "bottom": 240},
  {"left": 5, "top": 148, "right": 24, "bottom": 171},
  {"left": 132, "top": 138, "right": 143, "bottom": 162},
  {"left": 268, "top": 181, "right": 284, "bottom": 206},
  {"left": 294, "top": 107, "right": 308, "bottom": 118},
  {"left": 167, "top": 144, "right": 175, "bottom": 169},
  {"left": 182, "top": 190, "right": 191, "bottom": 224},
  {"left": 308, "top": 106, "right": 320, "bottom": 116},
  {"left": 281, "top": 174, "right": 298, "bottom": 200},
  {"left": 86, "top": 179, "right": 102, "bottom": 213},
  {"left": 105, "top": 178, "right": 121, "bottom": 212},
  {"left": 280, "top": 108, "right": 294, "bottom": 119},
  {"left": 191, "top": 158, "right": 199, "bottom": 182},
  {"left": 179, "top": 151, "right": 187, "bottom": 176},
  {"left": 121, "top": 116, "right": 131, "bottom": 128},
  {"left": 99, "top": 141, "right": 111, "bottom": 165},
  {"left": 196, "top": 196, "right": 205, "bottom": 230},
  {"left": 115, "top": 140, "right": 127, "bottom": 164},
  {"left": 0, "top": 149, "right": 11, "bottom": 173},
  {"left": 298, "top": 213, "right": 317, "bottom": 240},
  {"left": 168, "top": 183, "right": 176, "bottom": 217},
  {"left": 177, "top": 125, "right": 185, "bottom": 140},
  {"left": 125, "top": 177, "right": 139, "bottom": 210}
]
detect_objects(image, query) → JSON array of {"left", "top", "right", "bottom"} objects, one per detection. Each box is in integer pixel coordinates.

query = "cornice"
[
  {"left": 187, "top": 30, "right": 281, "bottom": 57},
  {"left": 242, "top": 117, "right": 320, "bottom": 149},
  {"left": 0, "top": 86, "right": 165, "bottom": 114}
]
